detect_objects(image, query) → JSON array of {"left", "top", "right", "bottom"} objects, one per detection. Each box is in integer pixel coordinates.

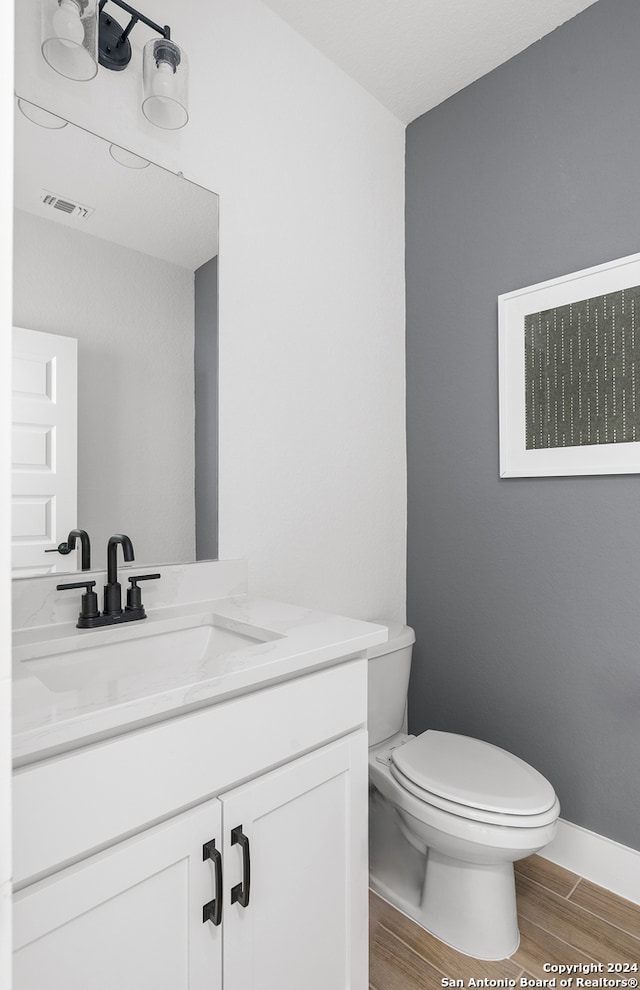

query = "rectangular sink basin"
[{"left": 14, "top": 612, "right": 282, "bottom": 694}]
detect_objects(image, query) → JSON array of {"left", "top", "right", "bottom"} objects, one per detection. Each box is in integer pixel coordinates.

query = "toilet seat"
[
  {"left": 390, "top": 762, "right": 560, "bottom": 828},
  {"left": 390, "top": 730, "right": 558, "bottom": 827}
]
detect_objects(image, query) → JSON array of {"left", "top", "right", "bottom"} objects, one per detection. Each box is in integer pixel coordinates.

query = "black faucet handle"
[
  {"left": 128, "top": 573, "right": 162, "bottom": 587},
  {"left": 126, "top": 573, "right": 161, "bottom": 613},
  {"left": 56, "top": 580, "right": 100, "bottom": 621},
  {"left": 56, "top": 580, "right": 97, "bottom": 591}
]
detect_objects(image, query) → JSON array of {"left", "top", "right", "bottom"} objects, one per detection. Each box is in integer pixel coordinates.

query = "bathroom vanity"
[{"left": 12, "top": 560, "right": 386, "bottom": 990}]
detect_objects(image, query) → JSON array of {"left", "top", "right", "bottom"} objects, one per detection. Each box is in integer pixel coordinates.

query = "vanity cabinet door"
[
  {"left": 221, "top": 731, "right": 368, "bottom": 990},
  {"left": 13, "top": 798, "right": 223, "bottom": 990}
]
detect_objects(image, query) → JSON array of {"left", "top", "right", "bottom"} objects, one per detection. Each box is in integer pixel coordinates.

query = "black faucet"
[
  {"left": 56, "top": 533, "right": 160, "bottom": 629},
  {"left": 103, "top": 533, "right": 135, "bottom": 617},
  {"left": 45, "top": 529, "right": 92, "bottom": 570}
]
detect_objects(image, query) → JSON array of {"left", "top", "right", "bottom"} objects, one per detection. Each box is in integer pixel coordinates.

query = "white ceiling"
[{"left": 261, "top": 0, "right": 599, "bottom": 123}]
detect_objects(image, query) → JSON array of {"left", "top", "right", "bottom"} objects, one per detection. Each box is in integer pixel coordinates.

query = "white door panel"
[{"left": 12, "top": 326, "right": 77, "bottom": 575}]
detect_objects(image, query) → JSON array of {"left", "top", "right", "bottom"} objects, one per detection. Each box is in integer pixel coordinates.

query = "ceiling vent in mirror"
[{"left": 40, "top": 191, "right": 95, "bottom": 220}]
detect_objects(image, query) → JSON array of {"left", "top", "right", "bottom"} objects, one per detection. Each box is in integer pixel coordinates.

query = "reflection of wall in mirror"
[
  {"left": 195, "top": 255, "right": 218, "bottom": 562},
  {"left": 13, "top": 208, "right": 196, "bottom": 570}
]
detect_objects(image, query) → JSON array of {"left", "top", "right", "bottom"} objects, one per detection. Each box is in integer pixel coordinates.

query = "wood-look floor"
[{"left": 370, "top": 855, "right": 640, "bottom": 990}]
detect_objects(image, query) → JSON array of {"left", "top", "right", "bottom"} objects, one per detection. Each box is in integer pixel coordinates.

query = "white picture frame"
[{"left": 498, "top": 252, "right": 640, "bottom": 477}]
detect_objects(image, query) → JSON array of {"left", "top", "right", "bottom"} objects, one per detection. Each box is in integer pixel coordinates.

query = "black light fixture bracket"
[{"left": 98, "top": 0, "right": 171, "bottom": 71}]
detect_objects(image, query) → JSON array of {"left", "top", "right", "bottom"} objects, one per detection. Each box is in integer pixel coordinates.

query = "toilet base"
[
  {"left": 419, "top": 850, "right": 520, "bottom": 960},
  {"left": 369, "top": 789, "right": 520, "bottom": 961}
]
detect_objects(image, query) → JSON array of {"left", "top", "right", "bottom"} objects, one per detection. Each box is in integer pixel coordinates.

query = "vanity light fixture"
[{"left": 41, "top": 0, "right": 189, "bottom": 129}]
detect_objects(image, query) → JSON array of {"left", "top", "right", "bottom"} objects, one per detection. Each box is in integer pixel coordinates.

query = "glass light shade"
[
  {"left": 17, "top": 98, "right": 68, "bottom": 129},
  {"left": 109, "top": 144, "right": 150, "bottom": 169},
  {"left": 41, "top": 0, "right": 98, "bottom": 81},
  {"left": 142, "top": 38, "right": 189, "bottom": 130}
]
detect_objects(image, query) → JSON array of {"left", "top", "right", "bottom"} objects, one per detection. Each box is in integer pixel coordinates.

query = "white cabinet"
[
  {"left": 14, "top": 799, "right": 223, "bottom": 990},
  {"left": 13, "top": 661, "right": 369, "bottom": 990},
  {"left": 222, "top": 733, "right": 367, "bottom": 990}
]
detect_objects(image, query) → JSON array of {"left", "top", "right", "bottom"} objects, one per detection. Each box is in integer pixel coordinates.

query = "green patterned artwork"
[{"left": 525, "top": 285, "right": 640, "bottom": 449}]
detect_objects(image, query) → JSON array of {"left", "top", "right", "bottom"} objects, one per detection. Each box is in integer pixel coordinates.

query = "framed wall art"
[{"left": 498, "top": 252, "right": 640, "bottom": 477}]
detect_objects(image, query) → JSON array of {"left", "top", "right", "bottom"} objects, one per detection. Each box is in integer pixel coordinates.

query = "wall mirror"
[{"left": 12, "top": 98, "right": 219, "bottom": 576}]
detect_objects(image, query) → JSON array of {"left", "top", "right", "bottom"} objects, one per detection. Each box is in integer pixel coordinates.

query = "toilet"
[{"left": 368, "top": 624, "right": 560, "bottom": 961}]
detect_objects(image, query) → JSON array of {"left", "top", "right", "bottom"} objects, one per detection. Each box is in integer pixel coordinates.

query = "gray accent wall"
[
  {"left": 406, "top": 0, "right": 640, "bottom": 850},
  {"left": 195, "top": 255, "right": 218, "bottom": 561}
]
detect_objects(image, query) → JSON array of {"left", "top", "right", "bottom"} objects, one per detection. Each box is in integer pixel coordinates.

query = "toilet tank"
[{"left": 367, "top": 623, "right": 415, "bottom": 746}]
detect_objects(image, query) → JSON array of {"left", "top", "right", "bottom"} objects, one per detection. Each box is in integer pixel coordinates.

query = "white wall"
[
  {"left": 5, "top": 0, "right": 405, "bottom": 971},
  {"left": 13, "top": 0, "right": 407, "bottom": 622},
  {"left": 0, "top": 5, "right": 13, "bottom": 983},
  {"left": 13, "top": 210, "right": 196, "bottom": 570}
]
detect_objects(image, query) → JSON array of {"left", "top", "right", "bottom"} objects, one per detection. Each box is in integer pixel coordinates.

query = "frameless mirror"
[{"left": 12, "top": 98, "right": 219, "bottom": 576}]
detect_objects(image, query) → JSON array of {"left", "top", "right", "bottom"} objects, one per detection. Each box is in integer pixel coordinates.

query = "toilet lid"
[{"left": 391, "top": 730, "right": 557, "bottom": 816}]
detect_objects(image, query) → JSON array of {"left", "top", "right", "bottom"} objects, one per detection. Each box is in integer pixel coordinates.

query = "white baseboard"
[{"left": 541, "top": 818, "right": 640, "bottom": 905}]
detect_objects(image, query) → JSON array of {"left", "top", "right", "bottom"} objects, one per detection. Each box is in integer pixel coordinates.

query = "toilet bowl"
[{"left": 368, "top": 625, "right": 560, "bottom": 961}]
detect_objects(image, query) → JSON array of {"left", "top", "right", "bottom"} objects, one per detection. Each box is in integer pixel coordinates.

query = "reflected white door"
[{"left": 12, "top": 326, "right": 77, "bottom": 576}]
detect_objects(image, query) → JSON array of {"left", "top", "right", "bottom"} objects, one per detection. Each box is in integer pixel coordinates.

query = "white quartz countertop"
[{"left": 13, "top": 594, "right": 387, "bottom": 764}]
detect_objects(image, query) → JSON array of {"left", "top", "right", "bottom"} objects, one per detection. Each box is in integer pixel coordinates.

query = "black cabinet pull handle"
[
  {"left": 202, "top": 839, "right": 223, "bottom": 926},
  {"left": 230, "top": 825, "right": 250, "bottom": 909}
]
